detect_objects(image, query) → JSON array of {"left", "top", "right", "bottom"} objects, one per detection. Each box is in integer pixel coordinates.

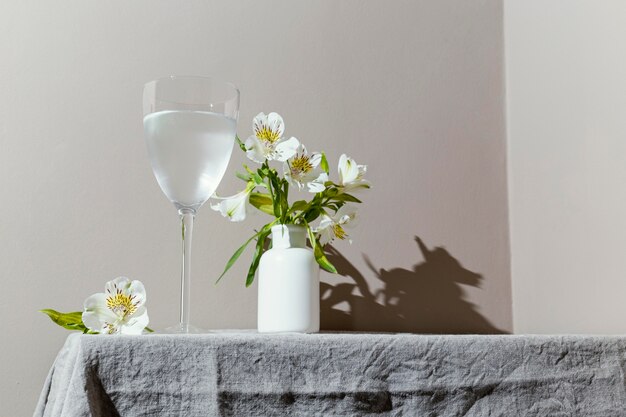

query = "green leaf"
[
  {"left": 280, "top": 180, "right": 289, "bottom": 223},
  {"left": 40, "top": 309, "right": 88, "bottom": 332},
  {"left": 314, "top": 243, "right": 338, "bottom": 273},
  {"left": 246, "top": 224, "right": 273, "bottom": 287},
  {"left": 320, "top": 152, "right": 330, "bottom": 174},
  {"left": 249, "top": 193, "right": 275, "bottom": 215},
  {"left": 288, "top": 200, "right": 309, "bottom": 214},
  {"left": 304, "top": 220, "right": 316, "bottom": 247},
  {"left": 332, "top": 193, "right": 362, "bottom": 203},
  {"left": 235, "top": 135, "right": 246, "bottom": 151},
  {"left": 252, "top": 172, "right": 263, "bottom": 184},
  {"left": 268, "top": 173, "right": 282, "bottom": 218},
  {"left": 324, "top": 187, "right": 339, "bottom": 198},
  {"left": 303, "top": 222, "right": 337, "bottom": 273},
  {"left": 145, "top": 327, "right": 154, "bottom": 333},
  {"left": 243, "top": 165, "right": 263, "bottom": 184},
  {"left": 216, "top": 232, "right": 261, "bottom": 283},
  {"left": 304, "top": 207, "right": 321, "bottom": 223},
  {"left": 236, "top": 172, "right": 250, "bottom": 182}
]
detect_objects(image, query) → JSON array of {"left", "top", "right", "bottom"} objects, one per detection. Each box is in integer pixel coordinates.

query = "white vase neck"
[{"left": 271, "top": 225, "right": 307, "bottom": 249}]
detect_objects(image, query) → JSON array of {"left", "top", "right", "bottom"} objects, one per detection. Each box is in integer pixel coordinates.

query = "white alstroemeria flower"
[
  {"left": 284, "top": 145, "right": 328, "bottom": 193},
  {"left": 245, "top": 112, "right": 300, "bottom": 163},
  {"left": 338, "top": 154, "right": 368, "bottom": 190},
  {"left": 210, "top": 183, "right": 254, "bottom": 222},
  {"left": 315, "top": 205, "right": 358, "bottom": 246},
  {"left": 82, "top": 277, "right": 149, "bottom": 335}
]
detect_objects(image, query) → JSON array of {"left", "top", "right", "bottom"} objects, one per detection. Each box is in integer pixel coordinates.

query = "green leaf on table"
[
  {"left": 249, "top": 193, "right": 274, "bottom": 215},
  {"left": 40, "top": 309, "right": 88, "bottom": 332}
]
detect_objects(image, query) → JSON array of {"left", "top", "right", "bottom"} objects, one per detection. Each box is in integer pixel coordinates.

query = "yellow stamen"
[
  {"left": 103, "top": 322, "right": 117, "bottom": 334},
  {"left": 106, "top": 292, "right": 138, "bottom": 318},
  {"left": 291, "top": 154, "right": 313, "bottom": 175},
  {"left": 255, "top": 125, "right": 281, "bottom": 143},
  {"left": 333, "top": 224, "right": 347, "bottom": 240}
]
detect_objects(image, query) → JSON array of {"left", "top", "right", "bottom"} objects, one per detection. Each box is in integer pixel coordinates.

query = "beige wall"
[
  {"left": 506, "top": 1, "right": 626, "bottom": 333},
  {"left": 0, "top": 1, "right": 510, "bottom": 413}
]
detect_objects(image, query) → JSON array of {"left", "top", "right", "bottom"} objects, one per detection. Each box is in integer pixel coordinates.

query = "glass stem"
[{"left": 179, "top": 208, "right": 195, "bottom": 332}]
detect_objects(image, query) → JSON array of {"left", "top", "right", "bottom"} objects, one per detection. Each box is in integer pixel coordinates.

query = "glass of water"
[{"left": 143, "top": 76, "right": 239, "bottom": 333}]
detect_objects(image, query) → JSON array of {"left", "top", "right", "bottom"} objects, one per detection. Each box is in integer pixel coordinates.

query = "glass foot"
[{"left": 160, "top": 323, "right": 205, "bottom": 334}]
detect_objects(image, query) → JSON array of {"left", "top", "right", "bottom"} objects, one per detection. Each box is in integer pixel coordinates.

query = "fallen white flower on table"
[{"left": 82, "top": 276, "right": 149, "bottom": 335}]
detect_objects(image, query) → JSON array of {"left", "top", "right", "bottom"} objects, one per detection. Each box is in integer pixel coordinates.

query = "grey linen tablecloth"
[{"left": 34, "top": 332, "right": 626, "bottom": 416}]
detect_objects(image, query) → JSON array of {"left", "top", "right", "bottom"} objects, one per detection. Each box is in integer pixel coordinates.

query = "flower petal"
[
  {"left": 105, "top": 276, "right": 127, "bottom": 295},
  {"left": 82, "top": 293, "right": 118, "bottom": 333},
  {"left": 210, "top": 188, "right": 250, "bottom": 222},
  {"left": 342, "top": 181, "right": 370, "bottom": 193},
  {"left": 307, "top": 172, "right": 328, "bottom": 193},
  {"left": 266, "top": 112, "right": 285, "bottom": 138},
  {"left": 317, "top": 226, "right": 334, "bottom": 246},
  {"left": 227, "top": 201, "right": 247, "bottom": 222},
  {"left": 338, "top": 154, "right": 359, "bottom": 185},
  {"left": 84, "top": 292, "right": 105, "bottom": 310},
  {"left": 283, "top": 161, "right": 301, "bottom": 189},
  {"left": 335, "top": 205, "right": 358, "bottom": 226},
  {"left": 127, "top": 280, "right": 147, "bottom": 308},
  {"left": 120, "top": 310, "right": 149, "bottom": 335},
  {"left": 245, "top": 136, "right": 267, "bottom": 163},
  {"left": 309, "top": 153, "right": 322, "bottom": 168},
  {"left": 274, "top": 137, "right": 300, "bottom": 161},
  {"left": 316, "top": 214, "right": 334, "bottom": 231},
  {"left": 104, "top": 276, "right": 146, "bottom": 309},
  {"left": 252, "top": 112, "right": 267, "bottom": 134}
]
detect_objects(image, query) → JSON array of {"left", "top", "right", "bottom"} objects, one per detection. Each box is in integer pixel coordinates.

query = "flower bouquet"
[{"left": 211, "top": 112, "right": 369, "bottom": 286}]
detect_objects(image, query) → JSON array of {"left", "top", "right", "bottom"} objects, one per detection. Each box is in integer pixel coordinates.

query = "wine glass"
[{"left": 143, "top": 76, "right": 239, "bottom": 333}]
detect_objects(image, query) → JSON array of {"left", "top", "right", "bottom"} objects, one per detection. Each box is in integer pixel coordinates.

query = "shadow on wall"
[{"left": 321, "top": 236, "right": 506, "bottom": 334}]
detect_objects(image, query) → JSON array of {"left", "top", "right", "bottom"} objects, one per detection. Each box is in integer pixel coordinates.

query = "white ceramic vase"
[{"left": 257, "top": 224, "right": 320, "bottom": 333}]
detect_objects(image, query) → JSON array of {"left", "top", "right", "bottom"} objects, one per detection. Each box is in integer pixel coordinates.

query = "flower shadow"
[{"left": 321, "top": 236, "right": 507, "bottom": 334}]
